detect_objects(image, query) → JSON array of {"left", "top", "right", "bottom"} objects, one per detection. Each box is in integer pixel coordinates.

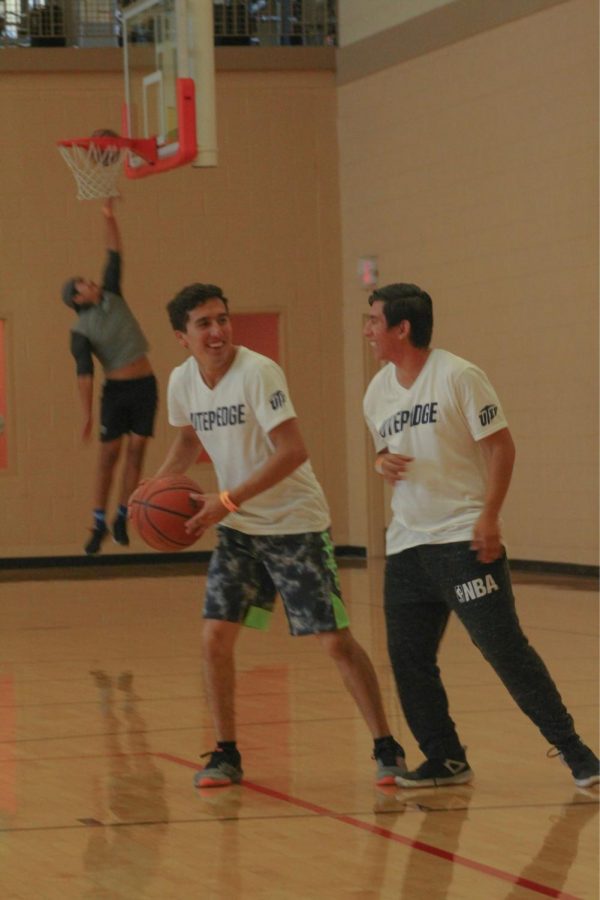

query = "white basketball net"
[{"left": 58, "top": 143, "right": 125, "bottom": 201}]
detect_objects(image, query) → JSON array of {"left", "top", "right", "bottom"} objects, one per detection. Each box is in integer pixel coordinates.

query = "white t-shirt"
[
  {"left": 168, "top": 346, "right": 330, "bottom": 535},
  {"left": 363, "top": 348, "right": 508, "bottom": 554}
]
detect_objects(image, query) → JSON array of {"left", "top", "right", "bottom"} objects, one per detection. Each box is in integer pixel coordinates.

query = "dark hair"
[
  {"left": 61, "top": 276, "right": 81, "bottom": 310},
  {"left": 368, "top": 283, "right": 433, "bottom": 348},
  {"left": 167, "top": 283, "right": 229, "bottom": 331}
]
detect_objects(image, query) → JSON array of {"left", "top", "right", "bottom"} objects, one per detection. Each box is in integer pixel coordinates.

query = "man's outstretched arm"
[
  {"left": 102, "top": 198, "right": 121, "bottom": 253},
  {"left": 101, "top": 199, "right": 122, "bottom": 293}
]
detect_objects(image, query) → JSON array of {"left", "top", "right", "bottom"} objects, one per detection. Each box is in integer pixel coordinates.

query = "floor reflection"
[
  {"left": 503, "top": 793, "right": 598, "bottom": 899},
  {"left": 194, "top": 786, "right": 244, "bottom": 894},
  {"left": 373, "top": 786, "right": 473, "bottom": 899},
  {"left": 82, "top": 670, "right": 169, "bottom": 899}
]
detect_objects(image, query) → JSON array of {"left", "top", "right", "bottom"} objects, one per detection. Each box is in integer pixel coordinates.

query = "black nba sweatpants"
[{"left": 384, "top": 541, "right": 578, "bottom": 761}]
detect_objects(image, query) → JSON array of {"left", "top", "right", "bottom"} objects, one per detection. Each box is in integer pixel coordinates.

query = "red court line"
[{"left": 153, "top": 752, "right": 579, "bottom": 899}]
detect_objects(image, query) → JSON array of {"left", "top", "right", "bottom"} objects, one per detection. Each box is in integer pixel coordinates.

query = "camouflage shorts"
[{"left": 204, "top": 526, "right": 350, "bottom": 636}]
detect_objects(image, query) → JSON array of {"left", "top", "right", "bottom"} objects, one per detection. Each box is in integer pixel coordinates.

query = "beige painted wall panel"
[
  {"left": 339, "top": 0, "right": 598, "bottom": 564},
  {"left": 0, "top": 69, "right": 346, "bottom": 557}
]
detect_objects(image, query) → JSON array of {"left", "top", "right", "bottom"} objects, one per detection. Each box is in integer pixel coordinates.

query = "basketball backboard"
[{"left": 122, "top": 0, "right": 217, "bottom": 177}]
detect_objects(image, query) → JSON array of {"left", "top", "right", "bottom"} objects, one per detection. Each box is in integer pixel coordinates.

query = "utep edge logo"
[
  {"left": 455, "top": 574, "right": 499, "bottom": 603},
  {"left": 270, "top": 390, "right": 286, "bottom": 411},
  {"left": 478, "top": 404, "right": 497, "bottom": 427},
  {"left": 378, "top": 402, "right": 439, "bottom": 438},
  {"left": 190, "top": 404, "right": 246, "bottom": 431}
]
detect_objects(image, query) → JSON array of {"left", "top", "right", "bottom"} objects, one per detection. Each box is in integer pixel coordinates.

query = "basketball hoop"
[{"left": 57, "top": 135, "right": 159, "bottom": 200}]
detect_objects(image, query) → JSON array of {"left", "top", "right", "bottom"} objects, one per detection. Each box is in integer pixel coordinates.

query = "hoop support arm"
[{"left": 122, "top": 78, "right": 197, "bottom": 180}]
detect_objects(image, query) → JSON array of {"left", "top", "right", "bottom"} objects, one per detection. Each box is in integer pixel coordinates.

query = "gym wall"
[
  {"left": 338, "top": 0, "right": 598, "bottom": 566},
  {"left": 0, "top": 55, "right": 346, "bottom": 557}
]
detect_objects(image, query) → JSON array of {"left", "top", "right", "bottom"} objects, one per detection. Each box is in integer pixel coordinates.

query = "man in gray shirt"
[{"left": 62, "top": 200, "right": 158, "bottom": 554}]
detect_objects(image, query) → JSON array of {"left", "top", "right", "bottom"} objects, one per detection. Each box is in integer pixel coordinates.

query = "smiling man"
[
  {"left": 363, "top": 281, "right": 599, "bottom": 789},
  {"left": 150, "top": 282, "right": 406, "bottom": 788}
]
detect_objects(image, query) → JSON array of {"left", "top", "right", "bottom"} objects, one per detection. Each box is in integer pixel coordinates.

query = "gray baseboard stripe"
[
  {"left": 0, "top": 545, "right": 367, "bottom": 574},
  {"left": 509, "top": 559, "right": 599, "bottom": 579},
  {"left": 0, "top": 552, "right": 596, "bottom": 581}
]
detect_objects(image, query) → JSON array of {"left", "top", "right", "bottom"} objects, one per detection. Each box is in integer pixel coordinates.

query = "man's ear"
[
  {"left": 174, "top": 330, "right": 189, "bottom": 350},
  {"left": 396, "top": 319, "right": 411, "bottom": 341}
]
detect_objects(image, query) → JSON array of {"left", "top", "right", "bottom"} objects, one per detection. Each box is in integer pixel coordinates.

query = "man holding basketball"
[
  {"left": 363, "top": 282, "right": 599, "bottom": 788},
  {"left": 153, "top": 282, "right": 406, "bottom": 787},
  {"left": 61, "top": 200, "right": 158, "bottom": 555}
]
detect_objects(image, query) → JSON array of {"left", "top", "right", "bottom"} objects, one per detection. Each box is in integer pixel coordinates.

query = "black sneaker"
[
  {"left": 550, "top": 742, "right": 600, "bottom": 788},
  {"left": 396, "top": 757, "right": 473, "bottom": 788},
  {"left": 194, "top": 748, "right": 243, "bottom": 788},
  {"left": 84, "top": 526, "right": 108, "bottom": 555},
  {"left": 373, "top": 736, "right": 407, "bottom": 785},
  {"left": 112, "top": 515, "right": 129, "bottom": 546}
]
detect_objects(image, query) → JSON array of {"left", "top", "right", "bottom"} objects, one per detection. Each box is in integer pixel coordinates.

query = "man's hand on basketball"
[
  {"left": 471, "top": 512, "right": 503, "bottom": 563},
  {"left": 377, "top": 452, "right": 413, "bottom": 484},
  {"left": 184, "top": 492, "right": 226, "bottom": 533}
]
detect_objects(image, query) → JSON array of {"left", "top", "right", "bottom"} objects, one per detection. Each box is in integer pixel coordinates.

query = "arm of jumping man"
[
  {"left": 471, "top": 426, "right": 516, "bottom": 563},
  {"left": 101, "top": 199, "right": 122, "bottom": 294},
  {"left": 102, "top": 198, "right": 121, "bottom": 253},
  {"left": 70, "top": 332, "right": 95, "bottom": 442},
  {"left": 77, "top": 375, "right": 94, "bottom": 442}
]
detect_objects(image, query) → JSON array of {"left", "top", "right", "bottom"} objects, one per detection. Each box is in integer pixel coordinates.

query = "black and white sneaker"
[
  {"left": 112, "top": 515, "right": 130, "bottom": 546},
  {"left": 84, "top": 526, "right": 108, "bottom": 555},
  {"left": 550, "top": 742, "right": 600, "bottom": 788},
  {"left": 396, "top": 757, "right": 473, "bottom": 788},
  {"left": 194, "top": 748, "right": 243, "bottom": 788},
  {"left": 373, "top": 736, "right": 407, "bottom": 785}
]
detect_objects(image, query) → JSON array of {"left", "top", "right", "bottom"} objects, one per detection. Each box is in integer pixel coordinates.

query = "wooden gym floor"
[{"left": 0, "top": 560, "right": 598, "bottom": 899}]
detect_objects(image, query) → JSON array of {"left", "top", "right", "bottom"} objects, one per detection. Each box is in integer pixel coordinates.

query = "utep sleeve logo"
[
  {"left": 269, "top": 390, "right": 287, "bottom": 411},
  {"left": 478, "top": 404, "right": 498, "bottom": 427}
]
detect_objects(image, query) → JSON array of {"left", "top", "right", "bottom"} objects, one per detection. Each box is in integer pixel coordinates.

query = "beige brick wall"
[
  {"left": 1, "top": 0, "right": 597, "bottom": 568},
  {"left": 0, "top": 66, "right": 347, "bottom": 556},
  {"left": 339, "top": 0, "right": 598, "bottom": 564}
]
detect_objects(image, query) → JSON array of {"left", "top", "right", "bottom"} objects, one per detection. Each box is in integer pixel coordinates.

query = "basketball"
[
  {"left": 128, "top": 474, "right": 204, "bottom": 551},
  {"left": 91, "top": 128, "right": 120, "bottom": 166}
]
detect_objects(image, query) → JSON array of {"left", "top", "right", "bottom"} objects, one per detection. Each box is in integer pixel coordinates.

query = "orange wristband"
[{"left": 219, "top": 490, "right": 239, "bottom": 513}]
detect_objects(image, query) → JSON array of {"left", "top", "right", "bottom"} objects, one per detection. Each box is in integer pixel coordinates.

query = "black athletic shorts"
[{"left": 100, "top": 375, "right": 158, "bottom": 443}]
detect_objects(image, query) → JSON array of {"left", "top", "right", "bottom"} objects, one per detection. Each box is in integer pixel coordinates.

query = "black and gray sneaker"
[
  {"left": 112, "top": 515, "right": 130, "bottom": 546},
  {"left": 194, "top": 748, "right": 243, "bottom": 788},
  {"left": 373, "top": 736, "right": 407, "bottom": 785},
  {"left": 550, "top": 742, "right": 600, "bottom": 788},
  {"left": 84, "top": 526, "right": 108, "bottom": 555},
  {"left": 396, "top": 757, "right": 473, "bottom": 788}
]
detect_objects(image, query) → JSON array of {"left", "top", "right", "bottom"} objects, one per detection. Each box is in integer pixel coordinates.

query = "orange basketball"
[{"left": 129, "top": 475, "right": 204, "bottom": 551}]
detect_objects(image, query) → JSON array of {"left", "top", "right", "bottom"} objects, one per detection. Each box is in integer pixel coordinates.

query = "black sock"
[
  {"left": 217, "top": 740, "right": 239, "bottom": 757},
  {"left": 93, "top": 509, "right": 107, "bottom": 530},
  {"left": 116, "top": 504, "right": 128, "bottom": 519},
  {"left": 373, "top": 735, "right": 395, "bottom": 752}
]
